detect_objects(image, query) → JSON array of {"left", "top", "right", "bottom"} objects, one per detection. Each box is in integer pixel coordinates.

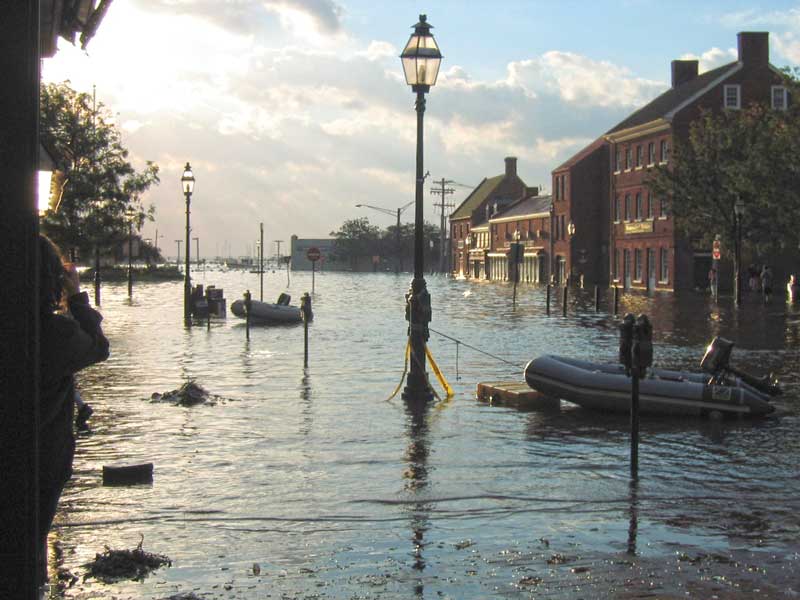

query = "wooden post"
[
  {"left": 244, "top": 290, "right": 251, "bottom": 341},
  {"left": 562, "top": 284, "right": 568, "bottom": 317},
  {"left": 595, "top": 284, "right": 600, "bottom": 312},
  {"left": 546, "top": 284, "right": 551, "bottom": 315},
  {"left": 614, "top": 285, "right": 619, "bottom": 315},
  {"left": 301, "top": 292, "right": 312, "bottom": 368}
]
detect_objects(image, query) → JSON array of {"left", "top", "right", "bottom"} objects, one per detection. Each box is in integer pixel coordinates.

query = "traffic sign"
[
  {"left": 712, "top": 239, "right": 721, "bottom": 261},
  {"left": 306, "top": 247, "right": 321, "bottom": 262}
]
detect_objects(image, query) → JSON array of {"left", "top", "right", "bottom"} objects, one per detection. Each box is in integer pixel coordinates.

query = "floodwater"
[{"left": 51, "top": 269, "right": 800, "bottom": 599}]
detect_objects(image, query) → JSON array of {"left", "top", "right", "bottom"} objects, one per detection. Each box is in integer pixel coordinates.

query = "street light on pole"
[
  {"left": 181, "top": 162, "right": 195, "bottom": 322},
  {"left": 355, "top": 201, "right": 414, "bottom": 274},
  {"left": 400, "top": 14, "right": 442, "bottom": 403},
  {"left": 125, "top": 207, "right": 136, "bottom": 298},
  {"left": 734, "top": 197, "right": 745, "bottom": 307}
]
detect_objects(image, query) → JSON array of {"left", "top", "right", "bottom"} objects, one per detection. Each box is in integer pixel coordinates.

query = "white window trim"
[
  {"left": 724, "top": 84, "right": 741, "bottom": 110},
  {"left": 771, "top": 85, "right": 788, "bottom": 111}
]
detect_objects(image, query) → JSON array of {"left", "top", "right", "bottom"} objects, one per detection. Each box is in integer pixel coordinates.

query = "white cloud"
[{"left": 679, "top": 47, "right": 738, "bottom": 73}]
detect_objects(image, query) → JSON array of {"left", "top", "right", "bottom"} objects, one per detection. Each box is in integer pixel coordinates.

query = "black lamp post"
[
  {"left": 181, "top": 162, "right": 195, "bottom": 322},
  {"left": 734, "top": 197, "right": 745, "bottom": 307},
  {"left": 126, "top": 207, "right": 136, "bottom": 298},
  {"left": 356, "top": 201, "right": 414, "bottom": 274},
  {"left": 549, "top": 201, "right": 555, "bottom": 284},
  {"left": 400, "top": 14, "right": 442, "bottom": 402}
]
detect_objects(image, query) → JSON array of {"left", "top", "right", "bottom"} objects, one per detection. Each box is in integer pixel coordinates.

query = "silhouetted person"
[
  {"left": 38, "top": 235, "right": 109, "bottom": 587},
  {"left": 761, "top": 265, "right": 774, "bottom": 304}
]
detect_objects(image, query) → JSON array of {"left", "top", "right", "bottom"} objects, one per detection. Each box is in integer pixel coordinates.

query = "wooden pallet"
[{"left": 476, "top": 381, "right": 560, "bottom": 409}]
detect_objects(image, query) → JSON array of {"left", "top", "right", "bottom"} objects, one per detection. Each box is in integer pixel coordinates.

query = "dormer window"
[
  {"left": 772, "top": 86, "right": 788, "bottom": 110},
  {"left": 724, "top": 84, "right": 741, "bottom": 109}
]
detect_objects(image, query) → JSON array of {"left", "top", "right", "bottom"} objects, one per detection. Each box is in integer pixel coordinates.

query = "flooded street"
[{"left": 52, "top": 270, "right": 800, "bottom": 598}]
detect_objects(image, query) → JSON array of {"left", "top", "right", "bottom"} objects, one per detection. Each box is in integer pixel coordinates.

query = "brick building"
[
  {"left": 449, "top": 157, "right": 528, "bottom": 277},
  {"left": 604, "top": 31, "right": 787, "bottom": 291}
]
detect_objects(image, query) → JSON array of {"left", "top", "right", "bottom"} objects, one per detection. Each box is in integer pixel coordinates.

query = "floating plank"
[
  {"left": 476, "top": 381, "right": 560, "bottom": 410},
  {"left": 103, "top": 462, "right": 154, "bottom": 486}
]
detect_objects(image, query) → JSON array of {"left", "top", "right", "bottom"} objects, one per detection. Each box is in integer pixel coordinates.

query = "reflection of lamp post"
[
  {"left": 356, "top": 201, "right": 414, "bottom": 274},
  {"left": 734, "top": 197, "right": 745, "bottom": 307},
  {"left": 400, "top": 14, "right": 442, "bottom": 403},
  {"left": 181, "top": 163, "right": 195, "bottom": 322}
]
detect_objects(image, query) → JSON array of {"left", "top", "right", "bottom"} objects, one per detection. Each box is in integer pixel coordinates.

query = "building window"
[
  {"left": 560, "top": 176, "right": 566, "bottom": 201},
  {"left": 625, "top": 148, "right": 632, "bottom": 170},
  {"left": 659, "top": 196, "right": 668, "bottom": 218},
  {"left": 615, "top": 149, "right": 621, "bottom": 172},
  {"left": 648, "top": 142, "right": 656, "bottom": 165},
  {"left": 554, "top": 176, "right": 560, "bottom": 200},
  {"left": 624, "top": 194, "right": 632, "bottom": 221},
  {"left": 634, "top": 248, "right": 643, "bottom": 281},
  {"left": 612, "top": 248, "right": 619, "bottom": 280},
  {"left": 647, "top": 192, "right": 654, "bottom": 219},
  {"left": 614, "top": 195, "right": 620, "bottom": 222},
  {"left": 560, "top": 215, "right": 565, "bottom": 240},
  {"left": 772, "top": 86, "right": 788, "bottom": 110},
  {"left": 635, "top": 192, "right": 643, "bottom": 220},
  {"left": 660, "top": 140, "right": 669, "bottom": 163},
  {"left": 636, "top": 145, "right": 643, "bottom": 168},
  {"left": 724, "top": 84, "right": 741, "bottom": 109},
  {"left": 659, "top": 247, "right": 669, "bottom": 282}
]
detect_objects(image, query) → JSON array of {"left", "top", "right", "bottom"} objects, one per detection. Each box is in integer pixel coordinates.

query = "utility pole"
[
  {"left": 175, "top": 239, "right": 182, "bottom": 267},
  {"left": 275, "top": 240, "right": 284, "bottom": 261},
  {"left": 430, "top": 178, "right": 455, "bottom": 273}
]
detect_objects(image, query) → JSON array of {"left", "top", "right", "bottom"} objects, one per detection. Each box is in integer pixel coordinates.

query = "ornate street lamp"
[
  {"left": 734, "top": 197, "right": 745, "bottom": 307},
  {"left": 181, "top": 162, "right": 195, "bottom": 322},
  {"left": 400, "top": 14, "right": 442, "bottom": 402}
]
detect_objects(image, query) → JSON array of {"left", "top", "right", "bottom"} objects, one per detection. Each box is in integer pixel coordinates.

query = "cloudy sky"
[{"left": 42, "top": 0, "right": 800, "bottom": 259}]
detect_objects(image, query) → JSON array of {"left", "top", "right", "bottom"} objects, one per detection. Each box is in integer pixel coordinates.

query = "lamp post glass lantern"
[
  {"left": 181, "top": 162, "right": 195, "bottom": 321},
  {"left": 400, "top": 15, "right": 442, "bottom": 403}
]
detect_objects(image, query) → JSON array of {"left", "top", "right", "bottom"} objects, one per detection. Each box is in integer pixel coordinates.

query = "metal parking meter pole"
[{"left": 620, "top": 313, "right": 653, "bottom": 479}]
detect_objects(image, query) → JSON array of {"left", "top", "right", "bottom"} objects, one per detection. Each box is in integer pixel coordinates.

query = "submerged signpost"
[
  {"left": 619, "top": 313, "right": 653, "bottom": 479},
  {"left": 307, "top": 246, "right": 321, "bottom": 293}
]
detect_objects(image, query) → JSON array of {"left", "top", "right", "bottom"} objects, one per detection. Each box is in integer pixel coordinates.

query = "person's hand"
[{"left": 62, "top": 262, "right": 81, "bottom": 297}]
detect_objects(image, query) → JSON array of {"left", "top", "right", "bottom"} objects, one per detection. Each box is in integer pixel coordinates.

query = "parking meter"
[
  {"left": 632, "top": 314, "right": 653, "bottom": 378},
  {"left": 619, "top": 313, "right": 635, "bottom": 375}
]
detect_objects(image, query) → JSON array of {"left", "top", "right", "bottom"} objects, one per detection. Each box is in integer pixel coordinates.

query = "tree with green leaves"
[
  {"left": 330, "top": 217, "right": 382, "bottom": 269},
  {"left": 648, "top": 74, "right": 800, "bottom": 292},
  {"left": 39, "top": 82, "right": 160, "bottom": 261}
]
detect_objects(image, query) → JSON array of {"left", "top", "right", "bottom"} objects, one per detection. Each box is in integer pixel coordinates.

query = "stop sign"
[
  {"left": 712, "top": 240, "right": 721, "bottom": 261},
  {"left": 306, "top": 247, "right": 321, "bottom": 262}
]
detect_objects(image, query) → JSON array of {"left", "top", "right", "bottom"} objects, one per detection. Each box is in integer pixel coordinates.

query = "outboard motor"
[{"left": 701, "top": 337, "right": 781, "bottom": 396}]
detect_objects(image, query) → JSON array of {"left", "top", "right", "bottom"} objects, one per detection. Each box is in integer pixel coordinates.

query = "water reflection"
[{"left": 403, "top": 399, "right": 431, "bottom": 598}]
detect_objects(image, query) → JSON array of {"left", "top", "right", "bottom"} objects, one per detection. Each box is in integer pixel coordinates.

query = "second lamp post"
[
  {"left": 182, "top": 163, "right": 195, "bottom": 322},
  {"left": 400, "top": 14, "right": 442, "bottom": 402}
]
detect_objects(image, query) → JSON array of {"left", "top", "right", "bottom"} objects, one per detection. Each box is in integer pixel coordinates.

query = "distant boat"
[{"left": 230, "top": 293, "right": 302, "bottom": 323}]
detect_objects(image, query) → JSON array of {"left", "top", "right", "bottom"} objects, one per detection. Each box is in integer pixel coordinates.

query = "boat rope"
[
  {"left": 429, "top": 327, "right": 525, "bottom": 371},
  {"left": 387, "top": 338, "right": 454, "bottom": 402}
]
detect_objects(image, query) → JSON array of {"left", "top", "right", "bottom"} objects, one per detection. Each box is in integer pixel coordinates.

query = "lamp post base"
[{"left": 403, "top": 277, "right": 433, "bottom": 403}]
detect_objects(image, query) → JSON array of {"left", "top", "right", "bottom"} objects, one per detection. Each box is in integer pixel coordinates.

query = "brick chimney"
[
  {"left": 671, "top": 60, "right": 698, "bottom": 88},
  {"left": 738, "top": 32, "right": 769, "bottom": 66},
  {"left": 504, "top": 156, "right": 517, "bottom": 178}
]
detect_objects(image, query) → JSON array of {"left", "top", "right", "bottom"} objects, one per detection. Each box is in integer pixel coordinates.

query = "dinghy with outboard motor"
[
  {"left": 231, "top": 292, "right": 302, "bottom": 324},
  {"left": 524, "top": 337, "right": 779, "bottom": 417}
]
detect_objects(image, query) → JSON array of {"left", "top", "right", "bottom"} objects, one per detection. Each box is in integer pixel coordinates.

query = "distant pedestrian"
[
  {"left": 788, "top": 274, "right": 800, "bottom": 303},
  {"left": 761, "top": 265, "right": 774, "bottom": 303},
  {"left": 749, "top": 265, "right": 760, "bottom": 293},
  {"left": 708, "top": 266, "right": 719, "bottom": 300}
]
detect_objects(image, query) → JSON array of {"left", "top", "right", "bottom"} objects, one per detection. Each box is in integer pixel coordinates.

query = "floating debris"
[
  {"left": 83, "top": 535, "right": 171, "bottom": 583},
  {"left": 151, "top": 380, "right": 222, "bottom": 406},
  {"left": 454, "top": 539, "right": 474, "bottom": 550},
  {"left": 163, "top": 593, "right": 206, "bottom": 600}
]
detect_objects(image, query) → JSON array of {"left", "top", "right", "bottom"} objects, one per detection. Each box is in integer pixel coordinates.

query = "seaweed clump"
[
  {"left": 151, "top": 380, "right": 217, "bottom": 406},
  {"left": 83, "top": 536, "right": 171, "bottom": 583}
]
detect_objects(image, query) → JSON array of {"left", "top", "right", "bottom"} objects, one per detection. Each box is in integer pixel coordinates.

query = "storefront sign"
[{"left": 624, "top": 221, "right": 654, "bottom": 235}]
